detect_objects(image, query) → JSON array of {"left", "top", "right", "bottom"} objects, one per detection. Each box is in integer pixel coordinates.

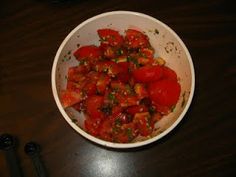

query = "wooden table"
[{"left": 1, "top": 0, "right": 235, "bottom": 176}]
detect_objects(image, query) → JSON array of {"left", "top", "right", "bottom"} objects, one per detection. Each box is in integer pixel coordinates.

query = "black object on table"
[
  {"left": 0, "top": 134, "right": 24, "bottom": 177},
  {"left": 24, "top": 142, "right": 48, "bottom": 177}
]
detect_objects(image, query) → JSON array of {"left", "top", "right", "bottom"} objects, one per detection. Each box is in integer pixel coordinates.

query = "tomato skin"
[
  {"left": 148, "top": 79, "right": 181, "bottom": 107},
  {"left": 132, "top": 65, "right": 163, "bottom": 83},
  {"left": 126, "top": 105, "right": 148, "bottom": 115},
  {"left": 125, "top": 29, "right": 150, "bottom": 49},
  {"left": 60, "top": 90, "right": 82, "bottom": 108},
  {"left": 98, "top": 29, "right": 124, "bottom": 47},
  {"left": 86, "top": 96, "right": 104, "bottom": 120},
  {"left": 73, "top": 45, "right": 102, "bottom": 61}
]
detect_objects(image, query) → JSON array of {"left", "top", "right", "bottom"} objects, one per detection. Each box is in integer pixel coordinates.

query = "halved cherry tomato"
[
  {"left": 126, "top": 105, "right": 148, "bottom": 115},
  {"left": 86, "top": 95, "right": 104, "bottom": 120},
  {"left": 98, "top": 29, "right": 124, "bottom": 47},
  {"left": 73, "top": 45, "right": 102, "bottom": 61},
  {"left": 125, "top": 29, "right": 150, "bottom": 49},
  {"left": 134, "top": 112, "right": 153, "bottom": 136},
  {"left": 132, "top": 65, "right": 163, "bottom": 83},
  {"left": 148, "top": 79, "right": 181, "bottom": 107},
  {"left": 61, "top": 90, "right": 82, "bottom": 108}
]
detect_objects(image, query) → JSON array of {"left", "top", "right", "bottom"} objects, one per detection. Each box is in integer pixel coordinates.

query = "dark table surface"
[{"left": 1, "top": 0, "right": 236, "bottom": 177}]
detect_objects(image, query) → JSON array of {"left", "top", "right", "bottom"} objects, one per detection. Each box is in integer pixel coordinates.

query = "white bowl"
[{"left": 51, "top": 11, "right": 195, "bottom": 148}]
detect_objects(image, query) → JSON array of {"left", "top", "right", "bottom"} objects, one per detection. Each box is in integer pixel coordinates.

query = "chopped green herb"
[
  {"left": 108, "top": 93, "right": 115, "bottom": 100},
  {"left": 113, "top": 58, "right": 119, "bottom": 63},
  {"left": 148, "top": 106, "right": 156, "bottom": 115},
  {"left": 115, "top": 119, "right": 122, "bottom": 126},
  {"left": 67, "top": 50, "right": 71, "bottom": 55},
  {"left": 126, "top": 128, "right": 133, "bottom": 141},
  {"left": 127, "top": 56, "right": 139, "bottom": 67},
  {"left": 116, "top": 48, "right": 123, "bottom": 55}
]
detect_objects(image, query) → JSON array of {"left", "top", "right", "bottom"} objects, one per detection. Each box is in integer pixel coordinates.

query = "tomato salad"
[{"left": 60, "top": 28, "right": 181, "bottom": 143}]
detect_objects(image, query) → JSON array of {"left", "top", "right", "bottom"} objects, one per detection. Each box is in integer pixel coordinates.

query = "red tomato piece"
[
  {"left": 95, "top": 61, "right": 121, "bottom": 77},
  {"left": 108, "top": 106, "right": 122, "bottom": 120},
  {"left": 96, "top": 74, "right": 111, "bottom": 94},
  {"left": 66, "top": 81, "right": 80, "bottom": 91},
  {"left": 86, "top": 95, "right": 104, "bottom": 120},
  {"left": 117, "top": 73, "right": 130, "bottom": 83},
  {"left": 152, "top": 103, "right": 171, "bottom": 115},
  {"left": 126, "top": 105, "right": 148, "bottom": 115},
  {"left": 82, "top": 81, "right": 97, "bottom": 96},
  {"left": 134, "top": 83, "right": 148, "bottom": 99},
  {"left": 134, "top": 112, "right": 153, "bottom": 136},
  {"left": 98, "top": 119, "right": 113, "bottom": 141},
  {"left": 117, "top": 62, "right": 129, "bottom": 73},
  {"left": 162, "top": 66, "right": 178, "bottom": 81},
  {"left": 116, "top": 94, "right": 139, "bottom": 107},
  {"left": 110, "top": 80, "right": 126, "bottom": 92},
  {"left": 84, "top": 117, "right": 101, "bottom": 136},
  {"left": 73, "top": 45, "right": 102, "bottom": 61},
  {"left": 140, "top": 48, "right": 154, "bottom": 58},
  {"left": 132, "top": 65, "right": 163, "bottom": 83},
  {"left": 148, "top": 79, "right": 181, "bottom": 107},
  {"left": 114, "top": 61, "right": 130, "bottom": 83},
  {"left": 125, "top": 29, "right": 150, "bottom": 49},
  {"left": 60, "top": 90, "right": 82, "bottom": 108},
  {"left": 100, "top": 44, "right": 117, "bottom": 59},
  {"left": 114, "top": 122, "right": 138, "bottom": 143},
  {"left": 97, "top": 29, "right": 124, "bottom": 47}
]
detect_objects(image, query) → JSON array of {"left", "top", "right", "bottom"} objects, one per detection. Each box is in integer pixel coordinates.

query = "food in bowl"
[
  {"left": 60, "top": 28, "right": 181, "bottom": 143},
  {"left": 52, "top": 11, "right": 195, "bottom": 148}
]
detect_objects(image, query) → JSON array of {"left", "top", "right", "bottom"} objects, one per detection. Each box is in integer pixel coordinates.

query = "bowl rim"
[{"left": 51, "top": 10, "right": 195, "bottom": 148}]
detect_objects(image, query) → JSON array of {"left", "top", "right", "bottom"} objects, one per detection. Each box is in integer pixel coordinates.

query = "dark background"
[{"left": 0, "top": 0, "right": 235, "bottom": 177}]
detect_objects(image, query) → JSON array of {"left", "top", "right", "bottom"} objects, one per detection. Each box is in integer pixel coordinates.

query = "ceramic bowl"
[{"left": 51, "top": 11, "right": 195, "bottom": 148}]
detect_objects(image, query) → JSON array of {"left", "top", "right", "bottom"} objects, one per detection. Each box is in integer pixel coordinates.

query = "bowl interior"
[{"left": 52, "top": 11, "right": 194, "bottom": 148}]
